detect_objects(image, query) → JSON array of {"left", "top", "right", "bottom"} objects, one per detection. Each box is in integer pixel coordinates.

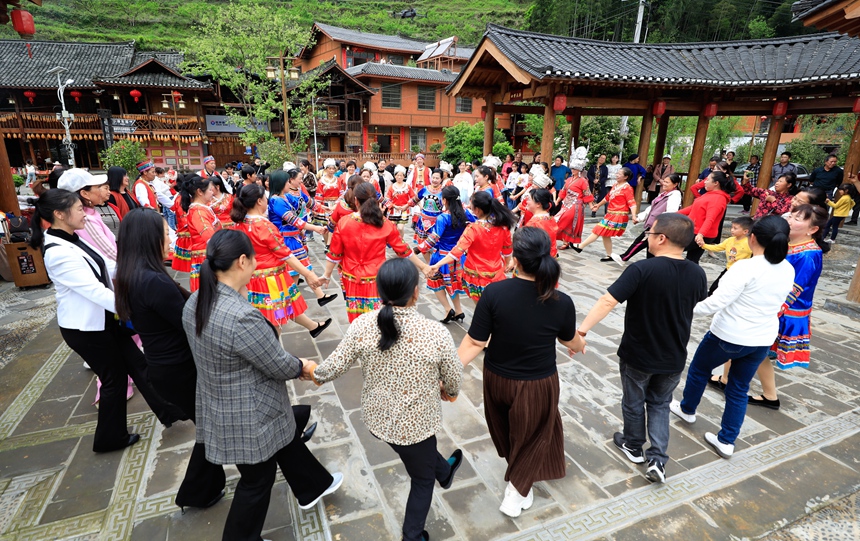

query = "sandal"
[
  {"left": 748, "top": 395, "right": 780, "bottom": 410},
  {"left": 708, "top": 375, "right": 727, "bottom": 392}
]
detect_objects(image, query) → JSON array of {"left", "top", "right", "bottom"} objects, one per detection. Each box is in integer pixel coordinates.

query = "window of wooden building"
[
  {"left": 417, "top": 86, "right": 436, "bottom": 111},
  {"left": 382, "top": 83, "right": 401, "bottom": 109},
  {"left": 455, "top": 96, "right": 472, "bottom": 113}
]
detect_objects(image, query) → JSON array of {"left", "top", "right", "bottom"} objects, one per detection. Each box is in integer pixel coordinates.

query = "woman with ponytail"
[
  {"left": 35, "top": 189, "right": 182, "bottom": 453},
  {"left": 428, "top": 190, "right": 515, "bottom": 303},
  {"left": 176, "top": 174, "right": 221, "bottom": 291},
  {"left": 231, "top": 183, "right": 332, "bottom": 337},
  {"left": 310, "top": 258, "right": 462, "bottom": 541},
  {"left": 525, "top": 188, "right": 559, "bottom": 257},
  {"left": 268, "top": 170, "right": 338, "bottom": 307},
  {"left": 415, "top": 185, "right": 475, "bottom": 323},
  {"left": 327, "top": 175, "right": 365, "bottom": 234},
  {"left": 208, "top": 173, "right": 235, "bottom": 228},
  {"left": 322, "top": 183, "right": 430, "bottom": 322},
  {"left": 672, "top": 215, "right": 795, "bottom": 460},
  {"left": 459, "top": 227, "right": 584, "bottom": 518},
  {"left": 182, "top": 230, "right": 342, "bottom": 541}
]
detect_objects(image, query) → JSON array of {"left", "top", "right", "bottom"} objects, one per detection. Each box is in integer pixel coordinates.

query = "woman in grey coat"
[{"left": 182, "top": 229, "right": 342, "bottom": 541}]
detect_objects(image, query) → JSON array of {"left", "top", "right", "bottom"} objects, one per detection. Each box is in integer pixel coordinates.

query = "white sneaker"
[
  {"left": 499, "top": 482, "right": 533, "bottom": 518},
  {"left": 83, "top": 362, "right": 91, "bottom": 370},
  {"left": 670, "top": 400, "right": 696, "bottom": 423},
  {"left": 610, "top": 253, "right": 624, "bottom": 267},
  {"left": 299, "top": 472, "right": 343, "bottom": 510},
  {"left": 704, "top": 432, "right": 734, "bottom": 459}
]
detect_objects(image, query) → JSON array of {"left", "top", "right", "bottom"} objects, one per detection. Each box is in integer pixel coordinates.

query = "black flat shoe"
[
  {"left": 94, "top": 433, "right": 140, "bottom": 453},
  {"left": 309, "top": 318, "right": 332, "bottom": 338},
  {"left": 298, "top": 278, "right": 305, "bottom": 285},
  {"left": 453, "top": 313, "right": 465, "bottom": 323},
  {"left": 301, "top": 422, "right": 318, "bottom": 443},
  {"left": 317, "top": 293, "right": 338, "bottom": 307},
  {"left": 440, "top": 449, "right": 463, "bottom": 489},
  {"left": 748, "top": 395, "right": 780, "bottom": 410},
  {"left": 572, "top": 245, "right": 583, "bottom": 253},
  {"left": 440, "top": 309, "right": 455, "bottom": 324},
  {"left": 178, "top": 489, "right": 226, "bottom": 513},
  {"left": 599, "top": 256, "right": 613, "bottom": 262},
  {"left": 708, "top": 375, "right": 727, "bottom": 392}
]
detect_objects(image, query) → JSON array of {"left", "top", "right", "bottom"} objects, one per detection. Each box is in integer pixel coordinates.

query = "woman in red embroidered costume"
[
  {"left": 230, "top": 184, "right": 332, "bottom": 338},
  {"left": 525, "top": 189, "right": 559, "bottom": 257},
  {"left": 555, "top": 164, "right": 594, "bottom": 250},
  {"left": 177, "top": 175, "right": 222, "bottom": 291},
  {"left": 429, "top": 191, "right": 516, "bottom": 303},
  {"left": 475, "top": 166, "right": 504, "bottom": 204},
  {"left": 322, "top": 184, "right": 430, "bottom": 323},
  {"left": 516, "top": 166, "right": 554, "bottom": 227},
  {"left": 573, "top": 167, "right": 636, "bottom": 266},
  {"left": 313, "top": 159, "right": 345, "bottom": 250},
  {"left": 209, "top": 175, "right": 235, "bottom": 229},
  {"left": 384, "top": 166, "right": 416, "bottom": 234}
]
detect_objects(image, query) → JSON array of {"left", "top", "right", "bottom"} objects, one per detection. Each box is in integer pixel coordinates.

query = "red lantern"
[
  {"left": 23, "top": 90, "right": 36, "bottom": 104},
  {"left": 481, "top": 108, "right": 487, "bottom": 121},
  {"left": 566, "top": 115, "right": 574, "bottom": 122},
  {"left": 172, "top": 90, "right": 182, "bottom": 103},
  {"left": 11, "top": 10, "right": 35, "bottom": 37},
  {"left": 652, "top": 100, "right": 666, "bottom": 119},
  {"left": 853, "top": 97, "right": 860, "bottom": 114},
  {"left": 70, "top": 90, "right": 82, "bottom": 103},
  {"left": 129, "top": 89, "right": 142, "bottom": 103},
  {"left": 552, "top": 93, "right": 567, "bottom": 113},
  {"left": 772, "top": 100, "right": 788, "bottom": 118},
  {"left": 703, "top": 103, "right": 718, "bottom": 119}
]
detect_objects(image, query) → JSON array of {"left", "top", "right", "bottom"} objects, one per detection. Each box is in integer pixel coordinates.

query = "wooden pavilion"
[{"left": 448, "top": 24, "right": 860, "bottom": 206}]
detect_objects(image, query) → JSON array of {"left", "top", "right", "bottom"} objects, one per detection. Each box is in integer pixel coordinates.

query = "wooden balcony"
[{"left": 0, "top": 112, "right": 202, "bottom": 140}]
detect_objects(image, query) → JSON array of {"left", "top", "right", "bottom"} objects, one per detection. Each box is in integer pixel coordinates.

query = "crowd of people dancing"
[{"left": 26, "top": 144, "right": 853, "bottom": 541}]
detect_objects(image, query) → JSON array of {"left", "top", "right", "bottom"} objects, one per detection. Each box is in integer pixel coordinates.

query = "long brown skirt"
[{"left": 483, "top": 368, "right": 566, "bottom": 494}]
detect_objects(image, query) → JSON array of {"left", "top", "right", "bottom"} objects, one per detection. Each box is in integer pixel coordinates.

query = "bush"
[
  {"left": 411, "top": 144, "right": 422, "bottom": 153},
  {"left": 439, "top": 121, "right": 513, "bottom": 165},
  {"left": 99, "top": 141, "right": 147, "bottom": 176},
  {"left": 429, "top": 142, "right": 442, "bottom": 153},
  {"left": 784, "top": 138, "right": 828, "bottom": 170},
  {"left": 257, "top": 139, "right": 292, "bottom": 169},
  {"left": 12, "top": 174, "right": 25, "bottom": 188},
  {"left": 369, "top": 141, "right": 381, "bottom": 153}
]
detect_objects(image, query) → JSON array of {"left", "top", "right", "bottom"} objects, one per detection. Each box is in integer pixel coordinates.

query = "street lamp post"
[
  {"left": 266, "top": 56, "right": 300, "bottom": 156},
  {"left": 311, "top": 96, "right": 319, "bottom": 171},
  {"left": 48, "top": 66, "right": 75, "bottom": 167},
  {"left": 162, "top": 92, "right": 186, "bottom": 167}
]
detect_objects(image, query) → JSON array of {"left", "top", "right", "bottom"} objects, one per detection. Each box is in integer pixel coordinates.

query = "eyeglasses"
[{"left": 645, "top": 231, "right": 664, "bottom": 236}]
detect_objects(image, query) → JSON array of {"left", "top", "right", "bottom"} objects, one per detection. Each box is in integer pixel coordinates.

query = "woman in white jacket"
[{"left": 31, "top": 189, "right": 181, "bottom": 453}]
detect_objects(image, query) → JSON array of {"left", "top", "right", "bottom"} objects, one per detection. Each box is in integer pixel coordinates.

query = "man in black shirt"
[{"left": 576, "top": 213, "right": 707, "bottom": 483}]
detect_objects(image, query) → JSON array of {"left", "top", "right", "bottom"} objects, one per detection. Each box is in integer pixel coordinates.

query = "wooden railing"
[
  {"left": 0, "top": 112, "right": 201, "bottom": 134},
  {"left": 299, "top": 152, "right": 443, "bottom": 167}
]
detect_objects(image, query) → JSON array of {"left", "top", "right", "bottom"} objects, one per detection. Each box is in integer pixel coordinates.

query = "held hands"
[
  {"left": 299, "top": 358, "right": 318, "bottom": 382},
  {"left": 423, "top": 264, "right": 439, "bottom": 279},
  {"left": 440, "top": 381, "right": 457, "bottom": 402},
  {"left": 567, "top": 332, "right": 587, "bottom": 356},
  {"left": 305, "top": 273, "right": 323, "bottom": 289},
  {"left": 695, "top": 233, "right": 704, "bottom": 247}
]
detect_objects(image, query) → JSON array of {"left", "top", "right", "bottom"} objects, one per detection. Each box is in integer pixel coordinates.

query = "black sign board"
[{"left": 98, "top": 109, "right": 114, "bottom": 148}]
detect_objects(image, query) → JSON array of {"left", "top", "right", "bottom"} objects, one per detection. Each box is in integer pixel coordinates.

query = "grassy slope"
[{"left": 0, "top": 0, "right": 528, "bottom": 49}]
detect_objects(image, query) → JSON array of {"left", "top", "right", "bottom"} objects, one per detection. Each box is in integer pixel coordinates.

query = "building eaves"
[
  {"left": 314, "top": 22, "right": 428, "bottom": 54},
  {"left": 345, "top": 62, "right": 458, "bottom": 83}
]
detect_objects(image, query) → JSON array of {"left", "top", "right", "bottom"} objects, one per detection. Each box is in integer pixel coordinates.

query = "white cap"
[
  {"left": 57, "top": 169, "right": 106, "bottom": 193},
  {"left": 362, "top": 161, "right": 377, "bottom": 172},
  {"left": 394, "top": 165, "right": 407, "bottom": 176},
  {"left": 323, "top": 158, "right": 337, "bottom": 168},
  {"left": 663, "top": 154, "right": 671, "bottom": 159},
  {"left": 282, "top": 161, "right": 297, "bottom": 171}
]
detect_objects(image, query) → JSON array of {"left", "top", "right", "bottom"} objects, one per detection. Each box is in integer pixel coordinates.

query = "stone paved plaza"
[{"left": 1, "top": 208, "right": 859, "bottom": 541}]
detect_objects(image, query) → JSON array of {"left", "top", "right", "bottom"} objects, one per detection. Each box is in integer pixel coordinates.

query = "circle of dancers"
[{"left": 29, "top": 146, "right": 837, "bottom": 540}]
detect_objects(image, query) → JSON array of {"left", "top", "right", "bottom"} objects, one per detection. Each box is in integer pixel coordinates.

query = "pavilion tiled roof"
[
  {"left": 0, "top": 39, "right": 210, "bottom": 90},
  {"left": 467, "top": 24, "right": 860, "bottom": 89},
  {"left": 285, "top": 58, "right": 376, "bottom": 94},
  {"left": 346, "top": 62, "right": 459, "bottom": 83}
]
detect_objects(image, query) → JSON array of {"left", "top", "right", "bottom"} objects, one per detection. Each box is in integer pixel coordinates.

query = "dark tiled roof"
[
  {"left": 315, "top": 22, "right": 428, "bottom": 53},
  {"left": 471, "top": 24, "right": 860, "bottom": 88},
  {"left": 346, "top": 62, "right": 458, "bottom": 83},
  {"left": 0, "top": 39, "right": 209, "bottom": 90},
  {"left": 285, "top": 58, "right": 375, "bottom": 94},
  {"left": 0, "top": 40, "right": 135, "bottom": 88}
]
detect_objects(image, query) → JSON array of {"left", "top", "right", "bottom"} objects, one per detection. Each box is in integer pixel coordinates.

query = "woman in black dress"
[{"left": 114, "top": 209, "right": 226, "bottom": 510}]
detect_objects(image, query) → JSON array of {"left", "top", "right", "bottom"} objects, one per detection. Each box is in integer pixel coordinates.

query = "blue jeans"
[
  {"left": 162, "top": 207, "right": 176, "bottom": 230},
  {"left": 619, "top": 360, "right": 681, "bottom": 465},
  {"left": 680, "top": 331, "right": 770, "bottom": 446}
]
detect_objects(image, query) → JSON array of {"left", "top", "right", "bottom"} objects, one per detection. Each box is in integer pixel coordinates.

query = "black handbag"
[{"left": 6, "top": 214, "right": 30, "bottom": 243}]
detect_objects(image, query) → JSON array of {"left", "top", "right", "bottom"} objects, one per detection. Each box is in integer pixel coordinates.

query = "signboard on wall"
[{"left": 205, "top": 115, "right": 269, "bottom": 133}]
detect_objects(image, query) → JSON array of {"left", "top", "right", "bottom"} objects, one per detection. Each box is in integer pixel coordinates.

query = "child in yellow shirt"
[
  {"left": 700, "top": 216, "right": 753, "bottom": 296},
  {"left": 823, "top": 184, "right": 857, "bottom": 243}
]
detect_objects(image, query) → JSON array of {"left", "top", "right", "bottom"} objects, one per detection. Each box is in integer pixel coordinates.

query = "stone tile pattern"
[{"left": 0, "top": 208, "right": 859, "bottom": 540}]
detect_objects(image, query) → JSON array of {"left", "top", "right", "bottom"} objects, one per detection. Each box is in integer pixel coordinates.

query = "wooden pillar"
[
  {"left": 844, "top": 118, "right": 860, "bottom": 303},
  {"left": 634, "top": 108, "right": 654, "bottom": 211},
  {"left": 569, "top": 111, "right": 581, "bottom": 149},
  {"left": 540, "top": 98, "right": 556, "bottom": 165},
  {"left": 482, "top": 93, "right": 495, "bottom": 157},
  {"left": 684, "top": 115, "right": 711, "bottom": 207},
  {"left": 652, "top": 113, "right": 670, "bottom": 167},
  {"left": 0, "top": 134, "right": 21, "bottom": 215}
]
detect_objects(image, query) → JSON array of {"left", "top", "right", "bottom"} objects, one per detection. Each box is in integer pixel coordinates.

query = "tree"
[
  {"left": 705, "top": 116, "right": 744, "bottom": 162},
  {"left": 183, "top": 0, "right": 312, "bottom": 147},
  {"left": 784, "top": 139, "right": 828, "bottom": 170},
  {"left": 99, "top": 140, "right": 147, "bottom": 175},
  {"left": 285, "top": 72, "right": 331, "bottom": 155},
  {"left": 439, "top": 121, "right": 510, "bottom": 165},
  {"left": 748, "top": 16, "right": 775, "bottom": 39}
]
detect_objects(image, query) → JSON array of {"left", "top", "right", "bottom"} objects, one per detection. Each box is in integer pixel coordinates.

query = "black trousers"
[
  {"left": 222, "top": 409, "right": 331, "bottom": 541},
  {"left": 619, "top": 230, "right": 654, "bottom": 262},
  {"left": 685, "top": 235, "right": 718, "bottom": 264},
  {"left": 60, "top": 325, "right": 184, "bottom": 452},
  {"left": 388, "top": 436, "right": 451, "bottom": 541},
  {"left": 708, "top": 268, "right": 728, "bottom": 296},
  {"left": 148, "top": 362, "right": 227, "bottom": 508}
]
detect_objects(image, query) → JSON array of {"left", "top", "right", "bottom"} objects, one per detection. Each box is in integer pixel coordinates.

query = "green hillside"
[{"left": 0, "top": 0, "right": 528, "bottom": 49}]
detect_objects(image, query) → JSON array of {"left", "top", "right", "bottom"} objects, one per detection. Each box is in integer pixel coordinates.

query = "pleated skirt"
[{"left": 483, "top": 368, "right": 566, "bottom": 494}]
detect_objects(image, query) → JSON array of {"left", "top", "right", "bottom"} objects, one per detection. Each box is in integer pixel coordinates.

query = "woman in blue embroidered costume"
[{"left": 413, "top": 169, "right": 446, "bottom": 250}]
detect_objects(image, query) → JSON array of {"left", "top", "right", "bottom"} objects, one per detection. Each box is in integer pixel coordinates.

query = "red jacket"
[
  {"left": 691, "top": 178, "right": 743, "bottom": 203},
  {"left": 678, "top": 189, "right": 730, "bottom": 238}
]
